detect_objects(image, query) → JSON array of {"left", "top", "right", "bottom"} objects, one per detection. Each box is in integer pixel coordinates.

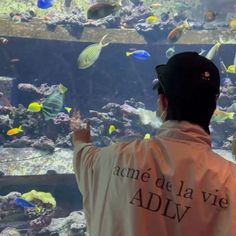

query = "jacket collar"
[{"left": 158, "top": 120, "right": 212, "bottom": 147}]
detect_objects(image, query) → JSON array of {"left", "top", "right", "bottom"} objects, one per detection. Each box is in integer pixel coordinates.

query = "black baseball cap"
[{"left": 153, "top": 52, "right": 220, "bottom": 99}]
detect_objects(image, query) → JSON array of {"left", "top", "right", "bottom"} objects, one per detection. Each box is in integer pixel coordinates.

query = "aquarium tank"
[{"left": 0, "top": 0, "right": 235, "bottom": 234}]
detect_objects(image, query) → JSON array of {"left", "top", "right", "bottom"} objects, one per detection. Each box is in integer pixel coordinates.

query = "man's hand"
[{"left": 70, "top": 111, "right": 91, "bottom": 145}]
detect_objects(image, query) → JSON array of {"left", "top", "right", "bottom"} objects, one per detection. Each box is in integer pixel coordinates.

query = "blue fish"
[
  {"left": 126, "top": 50, "right": 151, "bottom": 60},
  {"left": 37, "top": 0, "right": 54, "bottom": 9},
  {"left": 15, "top": 197, "right": 35, "bottom": 208}
]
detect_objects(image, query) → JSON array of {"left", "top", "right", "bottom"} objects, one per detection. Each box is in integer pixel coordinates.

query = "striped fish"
[
  {"left": 77, "top": 34, "right": 110, "bottom": 69},
  {"left": 42, "top": 84, "right": 68, "bottom": 121}
]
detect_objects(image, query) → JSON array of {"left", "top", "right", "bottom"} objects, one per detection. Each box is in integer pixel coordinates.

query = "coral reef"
[
  {"left": 0, "top": 191, "right": 58, "bottom": 235},
  {"left": 0, "top": 227, "right": 21, "bottom": 236},
  {"left": 0, "top": 147, "right": 73, "bottom": 175},
  {"left": 38, "top": 211, "right": 87, "bottom": 236},
  {"left": 32, "top": 136, "right": 55, "bottom": 153},
  {"left": 17, "top": 83, "right": 57, "bottom": 96}
]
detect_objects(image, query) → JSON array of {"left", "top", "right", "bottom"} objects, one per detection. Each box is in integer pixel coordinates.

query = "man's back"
[{"left": 74, "top": 121, "right": 236, "bottom": 236}]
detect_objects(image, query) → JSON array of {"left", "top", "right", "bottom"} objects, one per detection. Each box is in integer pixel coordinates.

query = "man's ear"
[{"left": 159, "top": 94, "right": 168, "bottom": 110}]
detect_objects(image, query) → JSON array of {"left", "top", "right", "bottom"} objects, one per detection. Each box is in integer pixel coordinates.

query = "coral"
[
  {"left": 4, "top": 136, "right": 33, "bottom": 148},
  {"left": 22, "top": 190, "right": 56, "bottom": 209},
  {"left": 39, "top": 211, "right": 87, "bottom": 235},
  {"left": 0, "top": 76, "right": 15, "bottom": 102},
  {"left": 0, "top": 192, "right": 23, "bottom": 221},
  {"left": 53, "top": 112, "right": 70, "bottom": 125},
  {"left": 0, "top": 227, "right": 21, "bottom": 236},
  {"left": 32, "top": 136, "right": 55, "bottom": 153},
  {"left": 17, "top": 83, "right": 57, "bottom": 96},
  {"left": 55, "top": 134, "right": 72, "bottom": 148}
]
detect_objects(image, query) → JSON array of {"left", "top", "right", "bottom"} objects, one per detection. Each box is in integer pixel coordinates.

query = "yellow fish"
[
  {"left": 211, "top": 108, "right": 235, "bottom": 123},
  {"left": 64, "top": 106, "right": 72, "bottom": 113},
  {"left": 144, "top": 133, "right": 151, "bottom": 139},
  {"left": 27, "top": 102, "right": 43, "bottom": 112},
  {"left": 78, "top": 34, "right": 110, "bottom": 69},
  {"left": 108, "top": 124, "right": 117, "bottom": 135},
  {"left": 226, "top": 65, "right": 235, "bottom": 74},
  {"left": 7, "top": 125, "right": 23, "bottom": 136},
  {"left": 146, "top": 15, "right": 158, "bottom": 24},
  {"left": 229, "top": 18, "right": 236, "bottom": 31}
]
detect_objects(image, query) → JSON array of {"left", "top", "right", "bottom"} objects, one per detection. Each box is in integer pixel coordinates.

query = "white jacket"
[{"left": 73, "top": 121, "right": 236, "bottom": 236}]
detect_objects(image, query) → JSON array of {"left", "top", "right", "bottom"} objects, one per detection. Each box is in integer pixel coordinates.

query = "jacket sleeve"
[{"left": 73, "top": 143, "right": 100, "bottom": 195}]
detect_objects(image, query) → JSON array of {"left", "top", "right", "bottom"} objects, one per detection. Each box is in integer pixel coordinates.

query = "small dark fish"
[
  {"left": 15, "top": 197, "right": 35, "bottom": 208},
  {"left": 87, "top": 2, "right": 121, "bottom": 20},
  {"left": 204, "top": 10, "right": 217, "bottom": 22},
  {"left": 37, "top": 0, "right": 54, "bottom": 9}
]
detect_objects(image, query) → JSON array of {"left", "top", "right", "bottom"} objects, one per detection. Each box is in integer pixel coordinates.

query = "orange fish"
[
  {"left": 7, "top": 125, "right": 23, "bottom": 136},
  {"left": 167, "top": 20, "right": 190, "bottom": 43}
]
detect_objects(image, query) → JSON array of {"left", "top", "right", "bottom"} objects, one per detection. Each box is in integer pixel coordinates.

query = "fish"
[
  {"left": 144, "top": 133, "right": 151, "bottom": 139},
  {"left": 7, "top": 125, "right": 23, "bottom": 136},
  {"left": 108, "top": 124, "right": 117, "bottom": 135},
  {"left": 0, "top": 37, "right": 8, "bottom": 44},
  {"left": 211, "top": 108, "right": 235, "bottom": 123},
  {"left": 126, "top": 50, "right": 151, "bottom": 60},
  {"left": 227, "top": 65, "right": 235, "bottom": 74},
  {"left": 175, "top": 1, "right": 191, "bottom": 11},
  {"left": 204, "top": 10, "right": 217, "bottom": 22},
  {"left": 199, "top": 48, "right": 206, "bottom": 56},
  {"left": 15, "top": 197, "right": 35, "bottom": 208},
  {"left": 165, "top": 46, "right": 175, "bottom": 59},
  {"left": 146, "top": 15, "right": 158, "bottom": 24},
  {"left": 87, "top": 1, "right": 121, "bottom": 20},
  {"left": 205, "top": 41, "right": 221, "bottom": 60},
  {"left": 62, "top": 106, "right": 72, "bottom": 113},
  {"left": 42, "top": 84, "right": 68, "bottom": 121},
  {"left": 78, "top": 35, "right": 110, "bottom": 69},
  {"left": 10, "top": 59, "right": 20, "bottom": 63},
  {"left": 27, "top": 102, "right": 43, "bottom": 112},
  {"left": 229, "top": 18, "right": 236, "bottom": 31},
  {"left": 150, "top": 3, "right": 162, "bottom": 9},
  {"left": 167, "top": 20, "right": 190, "bottom": 43},
  {"left": 37, "top": 0, "right": 54, "bottom": 9}
]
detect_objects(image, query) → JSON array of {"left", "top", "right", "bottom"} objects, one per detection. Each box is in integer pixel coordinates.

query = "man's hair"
[{"left": 159, "top": 87, "right": 217, "bottom": 133}]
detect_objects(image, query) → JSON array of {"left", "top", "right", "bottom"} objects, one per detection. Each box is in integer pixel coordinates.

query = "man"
[{"left": 72, "top": 52, "right": 236, "bottom": 236}]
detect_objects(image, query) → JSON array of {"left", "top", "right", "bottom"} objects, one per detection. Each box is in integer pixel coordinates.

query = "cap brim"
[{"left": 152, "top": 64, "right": 166, "bottom": 90}]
